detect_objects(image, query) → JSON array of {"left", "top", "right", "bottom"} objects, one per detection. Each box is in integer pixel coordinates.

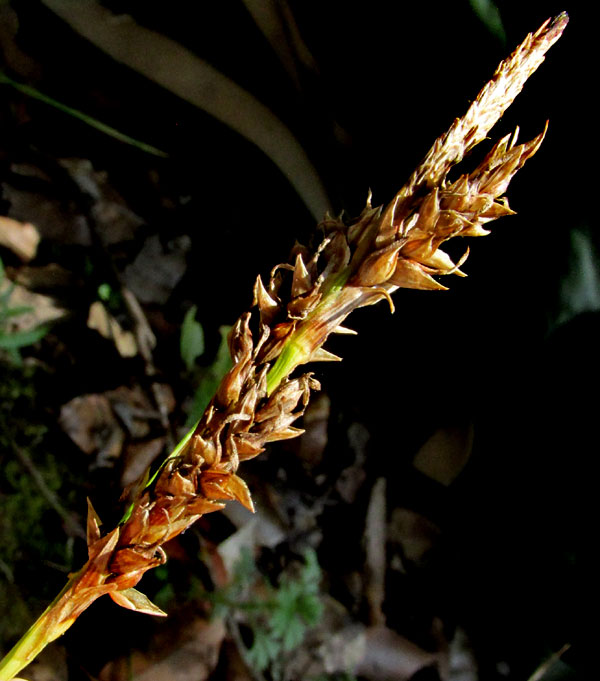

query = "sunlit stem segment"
[
  {"left": 0, "top": 571, "right": 84, "bottom": 681},
  {"left": 265, "top": 269, "right": 351, "bottom": 395}
]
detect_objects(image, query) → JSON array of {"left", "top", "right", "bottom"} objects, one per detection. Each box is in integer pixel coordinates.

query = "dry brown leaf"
[
  {"left": 447, "top": 627, "right": 478, "bottom": 681},
  {"left": 293, "top": 392, "right": 330, "bottom": 469},
  {"left": 59, "top": 393, "right": 125, "bottom": 465},
  {"left": 335, "top": 422, "right": 369, "bottom": 503},
  {"left": 87, "top": 300, "right": 137, "bottom": 357},
  {"left": 59, "top": 158, "right": 145, "bottom": 245},
  {"left": 98, "top": 612, "right": 226, "bottom": 681},
  {"left": 216, "top": 520, "right": 259, "bottom": 577},
  {"left": 2, "top": 182, "right": 92, "bottom": 245},
  {"left": 12, "top": 263, "right": 77, "bottom": 290},
  {"left": 107, "top": 385, "right": 159, "bottom": 438},
  {"left": 357, "top": 626, "right": 439, "bottom": 681},
  {"left": 61, "top": 386, "right": 168, "bottom": 472},
  {"left": 412, "top": 424, "right": 474, "bottom": 486},
  {"left": 120, "top": 437, "right": 166, "bottom": 488},
  {"left": 0, "top": 3, "right": 40, "bottom": 80},
  {"left": 364, "top": 477, "right": 386, "bottom": 626},
  {"left": 286, "top": 600, "right": 440, "bottom": 680},
  {"left": 0, "top": 215, "right": 40, "bottom": 261},
  {"left": 123, "top": 235, "right": 189, "bottom": 305},
  {"left": 217, "top": 504, "right": 288, "bottom": 576},
  {"left": 283, "top": 595, "right": 361, "bottom": 678},
  {"left": 388, "top": 508, "right": 441, "bottom": 570},
  {"left": 317, "top": 623, "right": 367, "bottom": 676},
  {"left": 7, "top": 284, "right": 67, "bottom": 330},
  {"left": 223, "top": 500, "right": 286, "bottom": 547}
]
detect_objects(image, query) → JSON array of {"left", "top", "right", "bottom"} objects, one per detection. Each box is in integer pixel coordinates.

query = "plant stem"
[
  {"left": 0, "top": 572, "right": 80, "bottom": 681},
  {"left": 265, "top": 269, "right": 350, "bottom": 395}
]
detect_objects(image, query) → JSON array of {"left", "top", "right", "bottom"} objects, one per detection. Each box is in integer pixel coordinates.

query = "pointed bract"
[
  {"left": 253, "top": 275, "right": 279, "bottom": 326},
  {"left": 86, "top": 498, "right": 102, "bottom": 552},
  {"left": 109, "top": 588, "right": 167, "bottom": 617}
]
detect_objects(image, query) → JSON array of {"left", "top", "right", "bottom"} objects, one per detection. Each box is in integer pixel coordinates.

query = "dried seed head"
[{"left": 58, "top": 15, "right": 566, "bottom": 638}]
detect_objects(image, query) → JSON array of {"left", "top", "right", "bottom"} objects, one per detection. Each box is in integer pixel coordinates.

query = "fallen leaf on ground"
[
  {"left": 0, "top": 3, "right": 39, "bottom": 80},
  {"left": 283, "top": 595, "right": 360, "bottom": 679},
  {"left": 60, "top": 386, "right": 167, "bottom": 470},
  {"left": 316, "top": 622, "right": 367, "bottom": 676},
  {"left": 357, "top": 625, "right": 440, "bottom": 681},
  {"left": 59, "top": 158, "right": 145, "bottom": 245},
  {"left": 123, "top": 234, "right": 190, "bottom": 305},
  {"left": 7, "top": 283, "right": 68, "bottom": 330},
  {"left": 107, "top": 384, "right": 158, "bottom": 438},
  {"left": 284, "top": 597, "right": 439, "bottom": 680},
  {"left": 335, "top": 421, "right": 369, "bottom": 503},
  {"left": 0, "top": 215, "right": 40, "bottom": 261},
  {"left": 98, "top": 610, "right": 226, "bottom": 681},
  {"left": 59, "top": 393, "right": 125, "bottom": 466},
  {"left": 224, "top": 494, "right": 286, "bottom": 541},
  {"left": 447, "top": 626, "right": 478, "bottom": 681},
  {"left": 364, "top": 477, "right": 386, "bottom": 626},
  {"left": 388, "top": 508, "right": 441, "bottom": 570},
  {"left": 121, "top": 437, "right": 166, "bottom": 488},
  {"left": 412, "top": 424, "right": 474, "bottom": 486},
  {"left": 12, "top": 263, "right": 77, "bottom": 290},
  {"left": 293, "top": 392, "right": 330, "bottom": 469},
  {"left": 217, "top": 508, "right": 286, "bottom": 576},
  {"left": 87, "top": 300, "right": 137, "bottom": 357},
  {"left": 2, "top": 181, "right": 92, "bottom": 245}
]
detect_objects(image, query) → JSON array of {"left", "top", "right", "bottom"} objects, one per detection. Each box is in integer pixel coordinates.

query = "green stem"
[
  {"left": 0, "top": 571, "right": 81, "bottom": 681},
  {"left": 265, "top": 268, "right": 351, "bottom": 395}
]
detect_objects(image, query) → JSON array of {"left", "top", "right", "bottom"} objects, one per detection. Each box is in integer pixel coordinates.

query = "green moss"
[{"left": 0, "top": 365, "right": 77, "bottom": 644}]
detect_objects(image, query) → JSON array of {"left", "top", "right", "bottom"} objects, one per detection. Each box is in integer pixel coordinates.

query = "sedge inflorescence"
[
  {"left": 82, "top": 11, "right": 569, "bottom": 618},
  {"left": 0, "top": 15, "right": 568, "bottom": 678}
]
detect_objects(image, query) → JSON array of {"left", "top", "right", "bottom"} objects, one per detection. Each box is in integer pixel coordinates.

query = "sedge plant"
[{"left": 0, "top": 13, "right": 568, "bottom": 680}]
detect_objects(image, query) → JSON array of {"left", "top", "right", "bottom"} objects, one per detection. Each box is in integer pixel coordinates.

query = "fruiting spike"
[{"left": 0, "top": 15, "right": 568, "bottom": 681}]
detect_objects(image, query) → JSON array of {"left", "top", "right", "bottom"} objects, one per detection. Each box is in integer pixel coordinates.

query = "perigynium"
[{"left": 0, "top": 12, "right": 568, "bottom": 681}]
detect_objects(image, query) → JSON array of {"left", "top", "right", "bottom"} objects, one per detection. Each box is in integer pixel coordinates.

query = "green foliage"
[
  {"left": 0, "top": 258, "right": 48, "bottom": 364},
  {"left": 209, "top": 548, "right": 324, "bottom": 677},
  {"left": 0, "top": 70, "right": 168, "bottom": 157},
  {"left": 468, "top": 0, "right": 506, "bottom": 43},
  {"left": 180, "top": 305, "right": 205, "bottom": 372},
  {"left": 0, "top": 366, "right": 76, "bottom": 642},
  {"left": 96, "top": 281, "right": 123, "bottom": 312}
]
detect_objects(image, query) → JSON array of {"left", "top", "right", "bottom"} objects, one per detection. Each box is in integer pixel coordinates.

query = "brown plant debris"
[{"left": 8, "top": 11, "right": 568, "bottom": 660}]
